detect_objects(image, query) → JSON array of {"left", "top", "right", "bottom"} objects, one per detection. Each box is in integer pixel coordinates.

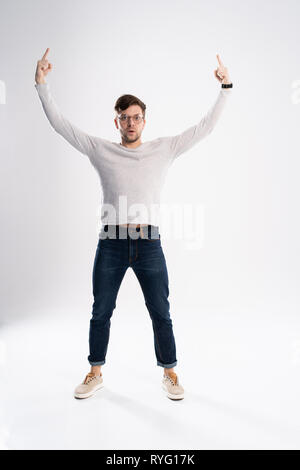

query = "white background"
[{"left": 0, "top": 0, "right": 300, "bottom": 450}]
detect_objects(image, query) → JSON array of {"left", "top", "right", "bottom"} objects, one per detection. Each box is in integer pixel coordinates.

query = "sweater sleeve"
[
  {"left": 35, "top": 82, "right": 99, "bottom": 159},
  {"left": 166, "top": 87, "right": 232, "bottom": 161}
]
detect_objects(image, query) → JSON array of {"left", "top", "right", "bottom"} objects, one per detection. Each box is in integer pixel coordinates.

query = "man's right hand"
[{"left": 35, "top": 48, "right": 52, "bottom": 84}]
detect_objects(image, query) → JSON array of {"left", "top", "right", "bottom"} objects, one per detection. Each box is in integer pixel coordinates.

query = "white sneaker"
[
  {"left": 162, "top": 371, "right": 184, "bottom": 400},
  {"left": 74, "top": 372, "right": 104, "bottom": 399}
]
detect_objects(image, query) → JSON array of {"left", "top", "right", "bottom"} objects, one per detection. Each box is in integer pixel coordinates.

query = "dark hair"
[{"left": 114, "top": 94, "right": 146, "bottom": 117}]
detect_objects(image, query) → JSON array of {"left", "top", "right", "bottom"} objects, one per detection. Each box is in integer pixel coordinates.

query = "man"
[{"left": 35, "top": 48, "right": 232, "bottom": 401}]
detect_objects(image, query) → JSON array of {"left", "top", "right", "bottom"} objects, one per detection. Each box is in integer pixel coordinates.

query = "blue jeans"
[{"left": 88, "top": 225, "right": 177, "bottom": 369}]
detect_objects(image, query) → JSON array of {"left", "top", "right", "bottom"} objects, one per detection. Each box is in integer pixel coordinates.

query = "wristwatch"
[{"left": 222, "top": 83, "right": 233, "bottom": 88}]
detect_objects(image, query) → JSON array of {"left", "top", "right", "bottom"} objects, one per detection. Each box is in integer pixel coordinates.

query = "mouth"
[{"left": 127, "top": 130, "right": 135, "bottom": 134}]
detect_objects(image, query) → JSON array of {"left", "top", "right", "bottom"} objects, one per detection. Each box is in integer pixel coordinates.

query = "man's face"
[{"left": 114, "top": 105, "right": 146, "bottom": 144}]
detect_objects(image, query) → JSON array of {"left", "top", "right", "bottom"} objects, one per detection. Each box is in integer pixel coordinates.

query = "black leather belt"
[{"left": 99, "top": 224, "right": 160, "bottom": 240}]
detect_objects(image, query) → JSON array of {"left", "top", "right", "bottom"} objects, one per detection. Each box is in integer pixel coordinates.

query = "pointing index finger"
[
  {"left": 42, "top": 48, "right": 50, "bottom": 60},
  {"left": 216, "top": 54, "right": 223, "bottom": 66}
]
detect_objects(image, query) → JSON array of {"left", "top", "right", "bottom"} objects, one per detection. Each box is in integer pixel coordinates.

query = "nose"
[{"left": 127, "top": 117, "right": 136, "bottom": 125}]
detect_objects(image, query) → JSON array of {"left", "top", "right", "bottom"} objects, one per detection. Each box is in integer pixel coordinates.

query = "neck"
[{"left": 120, "top": 137, "right": 143, "bottom": 149}]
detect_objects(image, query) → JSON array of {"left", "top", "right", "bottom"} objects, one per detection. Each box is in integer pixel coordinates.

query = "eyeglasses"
[{"left": 117, "top": 114, "right": 144, "bottom": 124}]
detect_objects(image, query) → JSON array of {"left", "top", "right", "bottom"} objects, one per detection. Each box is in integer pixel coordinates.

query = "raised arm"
[
  {"left": 35, "top": 48, "right": 98, "bottom": 158},
  {"left": 166, "top": 54, "right": 233, "bottom": 161}
]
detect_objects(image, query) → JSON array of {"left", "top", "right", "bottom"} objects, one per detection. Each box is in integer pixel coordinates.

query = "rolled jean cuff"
[
  {"left": 89, "top": 360, "right": 105, "bottom": 366},
  {"left": 157, "top": 360, "right": 177, "bottom": 368}
]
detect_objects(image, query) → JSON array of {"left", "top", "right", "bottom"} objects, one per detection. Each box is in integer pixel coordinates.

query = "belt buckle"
[
  {"left": 141, "top": 226, "right": 151, "bottom": 239},
  {"left": 127, "top": 225, "right": 140, "bottom": 240}
]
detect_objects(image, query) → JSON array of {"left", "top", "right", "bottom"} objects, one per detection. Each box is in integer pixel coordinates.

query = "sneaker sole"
[
  {"left": 74, "top": 383, "right": 104, "bottom": 399},
  {"left": 162, "top": 384, "right": 184, "bottom": 400}
]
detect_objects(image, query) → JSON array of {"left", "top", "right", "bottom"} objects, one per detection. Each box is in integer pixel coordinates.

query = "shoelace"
[
  {"left": 165, "top": 375, "right": 178, "bottom": 386},
  {"left": 84, "top": 375, "right": 98, "bottom": 385}
]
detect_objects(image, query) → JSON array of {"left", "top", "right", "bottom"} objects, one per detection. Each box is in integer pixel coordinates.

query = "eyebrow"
[{"left": 119, "top": 113, "right": 142, "bottom": 116}]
